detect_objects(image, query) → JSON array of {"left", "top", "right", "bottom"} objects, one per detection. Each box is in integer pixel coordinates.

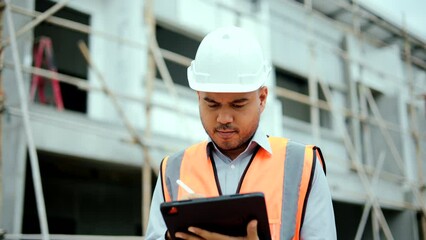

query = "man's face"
[{"left": 198, "top": 87, "right": 268, "bottom": 159}]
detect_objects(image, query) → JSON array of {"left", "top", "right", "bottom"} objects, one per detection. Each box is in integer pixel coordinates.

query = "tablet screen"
[{"left": 160, "top": 192, "right": 271, "bottom": 240}]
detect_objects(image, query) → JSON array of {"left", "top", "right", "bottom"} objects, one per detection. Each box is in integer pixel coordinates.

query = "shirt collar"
[{"left": 206, "top": 128, "right": 273, "bottom": 158}]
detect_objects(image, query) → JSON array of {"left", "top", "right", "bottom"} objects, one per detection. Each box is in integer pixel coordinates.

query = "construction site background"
[{"left": 0, "top": 0, "right": 425, "bottom": 239}]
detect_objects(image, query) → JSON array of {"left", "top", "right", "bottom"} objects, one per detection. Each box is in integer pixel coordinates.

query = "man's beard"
[{"left": 207, "top": 123, "right": 256, "bottom": 152}]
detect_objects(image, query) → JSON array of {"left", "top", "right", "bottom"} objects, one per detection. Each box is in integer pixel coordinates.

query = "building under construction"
[{"left": 1, "top": 0, "right": 426, "bottom": 239}]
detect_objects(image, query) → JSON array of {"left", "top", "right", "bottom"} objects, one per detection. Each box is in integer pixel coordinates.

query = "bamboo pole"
[
  {"left": 7, "top": 5, "right": 192, "bottom": 68},
  {"left": 1, "top": 0, "right": 423, "bottom": 238},
  {"left": 0, "top": 0, "right": 5, "bottom": 226},
  {"left": 275, "top": 85, "right": 406, "bottom": 134},
  {"left": 402, "top": 16, "right": 426, "bottom": 239},
  {"left": 78, "top": 41, "right": 150, "bottom": 156},
  {"left": 371, "top": 209, "right": 380, "bottom": 240},
  {"left": 325, "top": 0, "right": 426, "bottom": 50},
  {"left": 5, "top": 106, "right": 176, "bottom": 162},
  {"left": 78, "top": 42, "right": 156, "bottom": 235},
  {"left": 4, "top": 0, "right": 50, "bottom": 239},
  {"left": 3, "top": 62, "right": 196, "bottom": 117},
  {"left": 307, "top": 0, "right": 395, "bottom": 237},
  {"left": 277, "top": 0, "right": 426, "bottom": 70},
  {"left": 78, "top": 41, "right": 164, "bottom": 235},
  {"left": 359, "top": 79, "right": 373, "bottom": 167},
  {"left": 363, "top": 86, "right": 406, "bottom": 173},
  {"left": 5, "top": 2, "right": 424, "bottom": 98},
  {"left": 403, "top": 12, "right": 425, "bottom": 201},
  {"left": 147, "top": 26, "right": 190, "bottom": 147},
  {"left": 354, "top": 152, "right": 386, "bottom": 240},
  {"left": 319, "top": 80, "right": 394, "bottom": 239},
  {"left": 3, "top": 59, "right": 408, "bottom": 138},
  {"left": 2, "top": 0, "right": 417, "bottom": 168},
  {"left": 9, "top": 2, "right": 426, "bottom": 82},
  {"left": 422, "top": 216, "right": 426, "bottom": 240},
  {"left": 142, "top": 0, "right": 155, "bottom": 234},
  {"left": 2, "top": 0, "right": 70, "bottom": 47},
  {"left": 304, "top": 0, "right": 321, "bottom": 142}
]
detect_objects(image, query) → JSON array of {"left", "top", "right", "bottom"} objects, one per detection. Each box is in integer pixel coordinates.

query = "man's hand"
[{"left": 174, "top": 219, "right": 259, "bottom": 240}]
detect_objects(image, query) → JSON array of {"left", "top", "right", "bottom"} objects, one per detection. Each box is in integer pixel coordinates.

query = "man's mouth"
[{"left": 215, "top": 130, "right": 236, "bottom": 139}]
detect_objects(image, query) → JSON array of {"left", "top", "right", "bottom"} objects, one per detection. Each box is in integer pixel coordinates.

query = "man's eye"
[
  {"left": 208, "top": 104, "right": 219, "bottom": 108},
  {"left": 232, "top": 104, "right": 245, "bottom": 109}
]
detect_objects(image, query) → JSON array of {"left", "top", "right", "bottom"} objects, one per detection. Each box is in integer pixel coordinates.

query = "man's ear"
[{"left": 259, "top": 86, "right": 268, "bottom": 108}]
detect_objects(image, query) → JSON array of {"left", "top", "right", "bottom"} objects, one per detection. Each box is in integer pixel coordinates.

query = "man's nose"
[{"left": 217, "top": 110, "right": 233, "bottom": 124}]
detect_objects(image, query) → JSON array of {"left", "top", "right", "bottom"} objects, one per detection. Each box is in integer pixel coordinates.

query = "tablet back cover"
[{"left": 160, "top": 192, "right": 271, "bottom": 240}]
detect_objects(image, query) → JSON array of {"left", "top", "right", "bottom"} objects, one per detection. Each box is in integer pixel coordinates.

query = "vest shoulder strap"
[
  {"left": 280, "top": 139, "right": 327, "bottom": 239},
  {"left": 160, "top": 141, "right": 208, "bottom": 201},
  {"left": 160, "top": 149, "right": 186, "bottom": 202}
]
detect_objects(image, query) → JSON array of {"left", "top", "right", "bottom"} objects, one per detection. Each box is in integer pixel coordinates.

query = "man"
[{"left": 146, "top": 26, "right": 336, "bottom": 240}]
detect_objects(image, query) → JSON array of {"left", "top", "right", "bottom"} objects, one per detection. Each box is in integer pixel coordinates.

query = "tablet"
[{"left": 160, "top": 192, "right": 271, "bottom": 240}]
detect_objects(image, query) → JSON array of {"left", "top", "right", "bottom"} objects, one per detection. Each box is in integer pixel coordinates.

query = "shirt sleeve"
[
  {"left": 300, "top": 157, "right": 337, "bottom": 239},
  {"left": 146, "top": 175, "right": 168, "bottom": 240}
]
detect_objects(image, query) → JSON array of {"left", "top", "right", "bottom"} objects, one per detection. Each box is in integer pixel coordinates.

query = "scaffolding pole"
[
  {"left": 304, "top": 0, "right": 321, "bottom": 143},
  {"left": 303, "top": 0, "right": 398, "bottom": 237},
  {"left": 402, "top": 15, "right": 426, "bottom": 240},
  {"left": 0, "top": 0, "right": 424, "bottom": 239},
  {"left": 77, "top": 22, "right": 185, "bottom": 234},
  {"left": 1, "top": 5, "right": 190, "bottom": 233},
  {"left": 2, "top": 62, "right": 194, "bottom": 117},
  {"left": 8, "top": 2, "right": 425, "bottom": 87},
  {"left": 354, "top": 152, "right": 386, "bottom": 240},
  {"left": 318, "top": 80, "right": 394, "bottom": 239},
  {"left": 4, "top": 0, "right": 49, "bottom": 239},
  {"left": 142, "top": 0, "right": 155, "bottom": 234},
  {"left": 2, "top": 0, "right": 69, "bottom": 47},
  {"left": 6, "top": 5, "right": 193, "bottom": 68},
  {"left": 78, "top": 41, "right": 157, "bottom": 236},
  {"left": 0, "top": 0, "right": 5, "bottom": 228}
]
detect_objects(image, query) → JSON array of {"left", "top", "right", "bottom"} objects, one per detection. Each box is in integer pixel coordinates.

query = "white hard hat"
[{"left": 187, "top": 26, "right": 271, "bottom": 93}]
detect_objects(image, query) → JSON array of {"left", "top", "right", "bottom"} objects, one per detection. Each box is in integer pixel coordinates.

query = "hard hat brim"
[
  {"left": 188, "top": 74, "right": 265, "bottom": 93},
  {"left": 187, "top": 64, "right": 270, "bottom": 93}
]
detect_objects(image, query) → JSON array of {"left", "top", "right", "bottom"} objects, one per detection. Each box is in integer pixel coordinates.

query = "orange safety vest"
[{"left": 160, "top": 137, "right": 326, "bottom": 240}]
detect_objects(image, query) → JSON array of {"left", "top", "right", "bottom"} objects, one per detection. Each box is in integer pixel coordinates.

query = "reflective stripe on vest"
[{"left": 160, "top": 137, "right": 325, "bottom": 240}]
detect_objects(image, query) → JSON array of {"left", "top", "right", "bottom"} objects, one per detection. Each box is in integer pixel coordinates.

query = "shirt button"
[{"left": 231, "top": 165, "right": 235, "bottom": 169}]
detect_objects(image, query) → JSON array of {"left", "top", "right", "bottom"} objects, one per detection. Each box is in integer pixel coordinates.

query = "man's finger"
[
  {"left": 188, "top": 226, "right": 211, "bottom": 237},
  {"left": 246, "top": 220, "right": 258, "bottom": 240},
  {"left": 175, "top": 231, "right": 202, "bottom": 240},
  {"left": 188, "top": 226, "right": 227, "bottom": 239}
]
